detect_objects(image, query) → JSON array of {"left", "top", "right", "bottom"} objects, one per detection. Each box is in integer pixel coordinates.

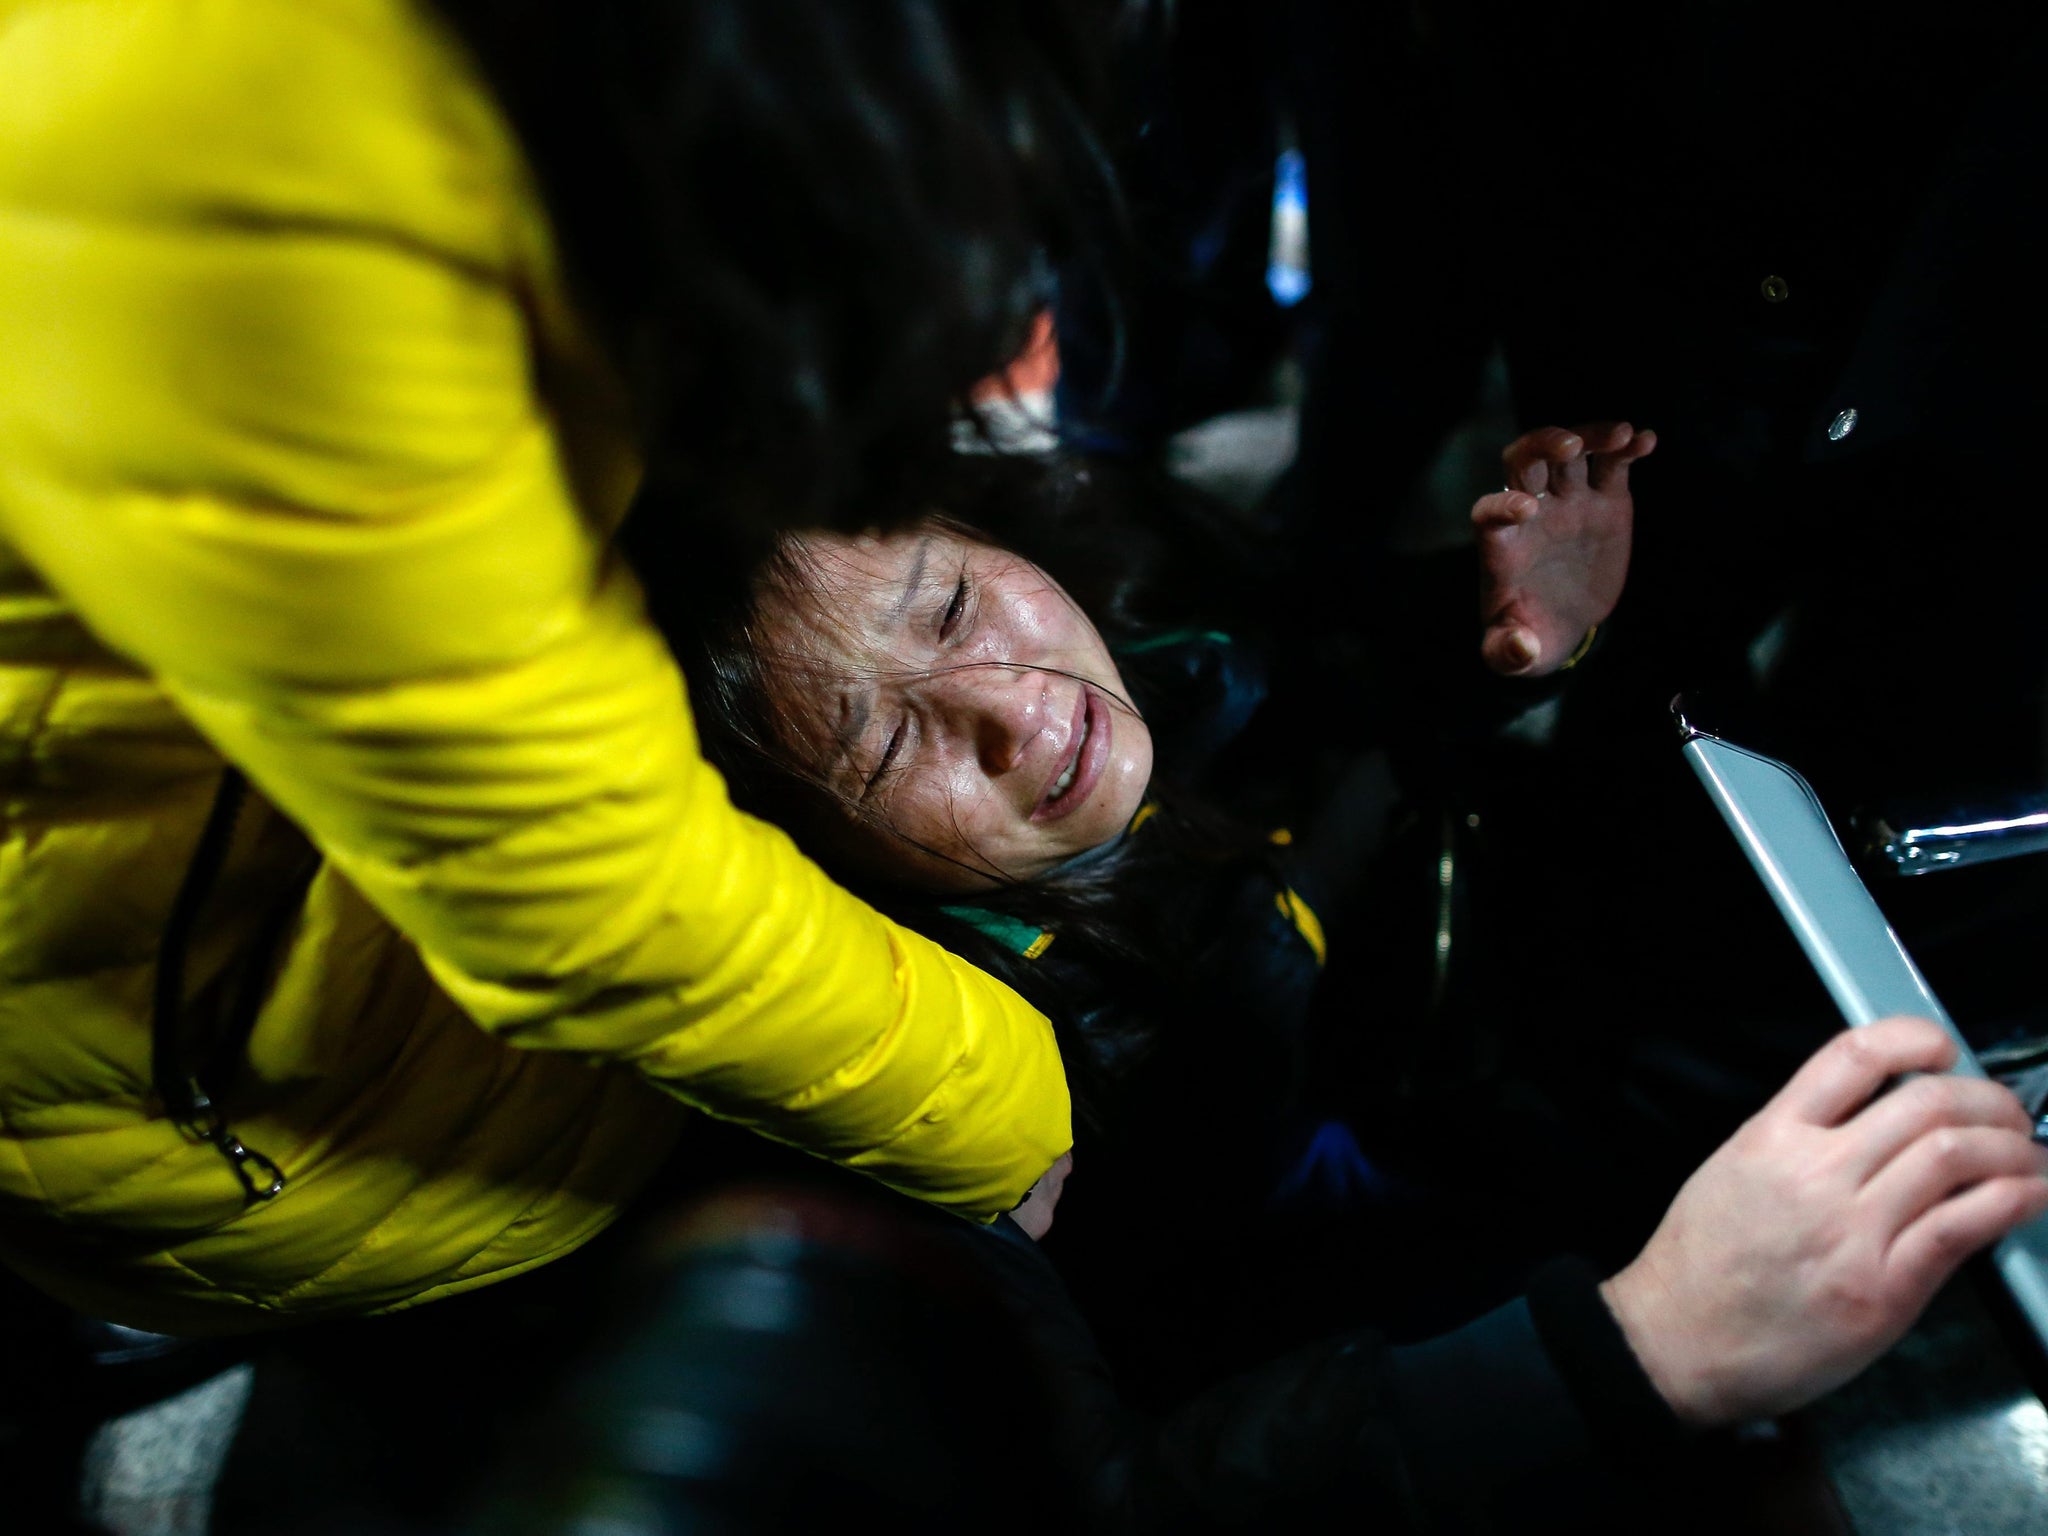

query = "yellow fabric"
[
  {"left": 0, "top": 0, "right": 1069, "bottom": 1333},
  {"left": 1275, "top": 889, "right": 1327, "bottom": 969}
]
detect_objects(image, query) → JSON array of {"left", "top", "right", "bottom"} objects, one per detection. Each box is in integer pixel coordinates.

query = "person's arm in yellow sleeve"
[{"left": 0, "top": 0, "right": 1068, "bottom": 1218}]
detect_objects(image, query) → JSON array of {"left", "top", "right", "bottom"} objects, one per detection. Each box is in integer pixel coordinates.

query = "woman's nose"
[{"left": 934, "top": 665, "right": 1043, "bottom": 775}]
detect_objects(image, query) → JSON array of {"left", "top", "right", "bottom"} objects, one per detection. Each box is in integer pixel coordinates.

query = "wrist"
[
  {"left": 1598, "top": 1262, "right": 1719, "bottom": 1428},
  {"left": 1523, "top": 1256, "right": 1689, "bottom": 1463}
]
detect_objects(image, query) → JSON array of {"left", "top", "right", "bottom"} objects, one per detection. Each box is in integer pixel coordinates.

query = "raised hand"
[
  {"left": 1473, "top": 422, "right": 1655, "bottom": 676},
  {"left": 1601, "top": 1017, "right": 2048, "bottom": 1425}
]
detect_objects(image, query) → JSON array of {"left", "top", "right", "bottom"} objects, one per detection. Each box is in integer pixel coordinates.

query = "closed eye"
[
  {"left": 939, "top": 573, "right": 970, "bottom": 639},
  {"left": 864, "top": 718, "right": 908, "bottom": 797}
]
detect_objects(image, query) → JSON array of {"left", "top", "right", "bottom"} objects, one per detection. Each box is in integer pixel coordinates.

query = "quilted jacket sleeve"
[{"left": 0, "top": 0, "right": 1069, "bottom": 1218}]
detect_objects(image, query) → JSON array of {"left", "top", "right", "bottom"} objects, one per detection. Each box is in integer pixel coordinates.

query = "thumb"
[{"left": 1482, "top": 621, "right": 1544, "bottom": 676}]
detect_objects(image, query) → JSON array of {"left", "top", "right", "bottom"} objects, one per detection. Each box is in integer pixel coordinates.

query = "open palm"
[{"left": 1473, "top": 422, "right": 1654, "bottom": 676}]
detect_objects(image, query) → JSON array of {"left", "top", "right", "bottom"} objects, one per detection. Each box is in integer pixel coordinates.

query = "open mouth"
[
  {"left": 1049, "top": 731, "right": 1085, "bottom": 799},
  {"left": 1036, "top": 688, "right": 1110, "bottom": 822}
]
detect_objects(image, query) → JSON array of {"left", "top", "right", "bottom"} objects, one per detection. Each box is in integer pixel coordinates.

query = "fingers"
[
  {"left": 1773, "top": 1017, "right": 1958, "bottom": 1128},
  {"left": 1615, "top": 425, "right": 1656, "bottom": 461},
  {"left": 1839, "top": 1073, "right": 2034, "bottom": 1185},
  {"left": 1888, "top": 1173, "right": 2048, "bottom": 1299},
  {"left": 1472, "top": 489, "right": 1542, "bottom": 530},
  {"left": 1502, "top": 426, "right": 1584, "bottom": 495},
  {"left": 1502, "top": 423, "right": 1654, "bottom": 498},
  {"left": 1861, "top": 1124, "right": 2048, "bottom": 1235},
  {"left": 1482, "top": 622, "right": 1543, "bottom": 675},
  {"left": 1588, "top": 426, "right": 1657, "bottom": 492},
  {"left": 1570, "top": 420, "right": 1634, "bottom": 456}
]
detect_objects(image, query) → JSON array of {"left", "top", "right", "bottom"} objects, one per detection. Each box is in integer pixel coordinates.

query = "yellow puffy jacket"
[{"left": 0, "top": 0, "right": 1070, "bottom": 1334}]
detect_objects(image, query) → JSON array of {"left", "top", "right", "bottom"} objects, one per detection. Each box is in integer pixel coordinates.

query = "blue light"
[{"left": 1267, "top": 146, "right": 1311, "bottom": 307}]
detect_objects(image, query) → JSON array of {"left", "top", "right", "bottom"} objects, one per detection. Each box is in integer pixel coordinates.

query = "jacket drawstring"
[{"left": 152, "top": 766, "right": 313, "bottom": 1204}]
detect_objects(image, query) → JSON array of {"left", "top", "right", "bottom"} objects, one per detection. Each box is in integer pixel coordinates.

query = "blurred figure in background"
[
  {"left": 464, "top": 1184, "right": 1079, "bottom": 1536},
  {"left": 1061, "top": 0, "right": 2048, "bottom": 1264},
  {"left": 1300, "top": 0, "right": 2048, "bottom": 1254}
]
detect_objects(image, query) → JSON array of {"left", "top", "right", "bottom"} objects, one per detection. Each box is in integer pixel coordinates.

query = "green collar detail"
[
  {"left": 941, "top": 905, "right": 1055, "bottom": 959},
  {"left": 939, "top": 802, "right": 1162, "bottom": 959}
]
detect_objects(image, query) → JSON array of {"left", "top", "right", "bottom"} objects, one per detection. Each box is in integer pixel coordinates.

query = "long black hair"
[
  {"left": 434, "top": 1, "right": 1128, "bottom": 561},
  {"left": 676, "top": 452, "right": 1284, "bottom": 1126}
]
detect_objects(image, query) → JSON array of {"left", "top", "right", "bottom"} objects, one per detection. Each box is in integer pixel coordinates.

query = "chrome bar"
[{"left": 1863, "top": 807, "right": 2048, "bottom": 876}]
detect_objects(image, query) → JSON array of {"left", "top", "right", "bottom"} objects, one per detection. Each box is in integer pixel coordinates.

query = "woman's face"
[{"left": 754, "top": 522, "right": 1154, "bottom": 891}]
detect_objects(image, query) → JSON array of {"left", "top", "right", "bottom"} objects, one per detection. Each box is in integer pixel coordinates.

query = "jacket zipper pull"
[{"left": 186, "top": 1081, "right": 286, "bottom": 1203}]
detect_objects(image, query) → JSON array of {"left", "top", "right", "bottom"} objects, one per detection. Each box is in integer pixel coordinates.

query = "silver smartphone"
[{"left": 1678, "top": 707, "right": 2048, "bottom": 1351}]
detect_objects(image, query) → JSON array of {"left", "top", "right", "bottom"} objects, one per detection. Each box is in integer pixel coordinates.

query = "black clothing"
[
  {"left": 1015, "top": 637, "right": 1618, "bottom": 1411},
  {"left": 961, "top": 1213, "right": 1683, "bottom": 1533},
  {"left": 1253, "top": 3, "right": 2048, "bottom": 1254}
]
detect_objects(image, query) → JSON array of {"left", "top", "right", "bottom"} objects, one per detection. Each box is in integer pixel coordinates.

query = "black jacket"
[{"left": 960, "top": 1214, "right": 1683, "bottom": 1533}]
